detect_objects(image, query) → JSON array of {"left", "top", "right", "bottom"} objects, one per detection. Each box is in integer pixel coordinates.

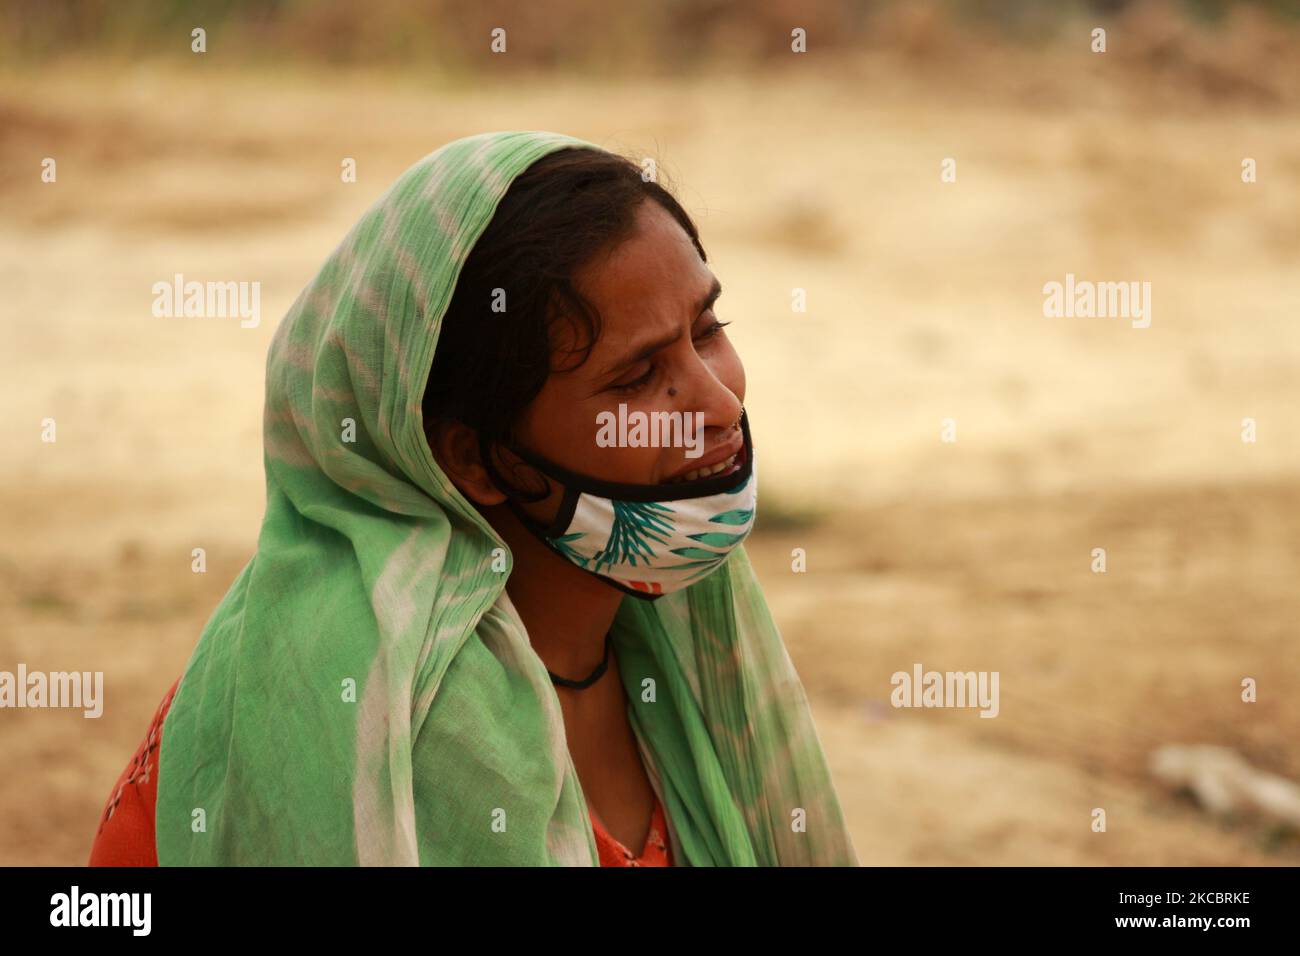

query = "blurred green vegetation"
[
  {"left": 753, "top": 494, "right": 830, "bottom": 534},
  {"left": 3, "top": 0, "right": 1299, "bottom": 71}
]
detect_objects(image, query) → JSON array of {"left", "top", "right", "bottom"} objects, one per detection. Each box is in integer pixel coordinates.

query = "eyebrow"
[{"left": 599, "top": 278, "right": 723, "bottom": 379}]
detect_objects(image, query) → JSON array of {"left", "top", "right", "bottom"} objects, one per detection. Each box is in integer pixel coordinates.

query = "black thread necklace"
[{"left": 548, "top": 631, "right": 612, "bottom": 690}]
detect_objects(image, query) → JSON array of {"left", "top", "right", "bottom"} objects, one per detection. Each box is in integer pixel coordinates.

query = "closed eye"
[{"left": 609, "top": 318, "right": 731, "bottom": 395}]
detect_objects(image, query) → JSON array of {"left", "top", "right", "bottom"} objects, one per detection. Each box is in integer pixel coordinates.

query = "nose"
[{"left": 667, "top": 359, "right": 743, "bottom": 438}]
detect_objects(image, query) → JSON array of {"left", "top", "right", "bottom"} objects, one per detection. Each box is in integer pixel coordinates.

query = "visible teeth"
[{"left": 669, "top": 453, "right": 736, "bottom": 483}]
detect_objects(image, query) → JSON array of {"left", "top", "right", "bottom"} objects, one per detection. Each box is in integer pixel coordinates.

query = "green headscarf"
[{"left": 155, "top": 130, "right": 859, "bottom": 866}]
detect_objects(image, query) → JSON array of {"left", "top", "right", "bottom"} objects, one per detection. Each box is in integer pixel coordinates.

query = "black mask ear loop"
[{"left": 493, "top": 438, "right": 582, "bottom": 542}]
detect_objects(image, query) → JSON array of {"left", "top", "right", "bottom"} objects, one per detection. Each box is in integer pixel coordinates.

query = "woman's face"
[{"left": 463, "top": 198, "right": 747, "bottom": 515}]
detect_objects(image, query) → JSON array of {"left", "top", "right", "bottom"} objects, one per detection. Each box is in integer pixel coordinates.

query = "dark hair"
[{"left": 422, "top": 147, "right": 707, "bottom": 504}]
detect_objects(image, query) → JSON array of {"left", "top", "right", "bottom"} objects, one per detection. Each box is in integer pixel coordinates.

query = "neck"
[{"left": 483, "top": 501, "right": 625, "bottom": 683}]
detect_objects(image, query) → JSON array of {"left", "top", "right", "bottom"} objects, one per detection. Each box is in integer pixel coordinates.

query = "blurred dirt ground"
[{"left": 2, "top": 13, "right": 1299, "bottom": 864}]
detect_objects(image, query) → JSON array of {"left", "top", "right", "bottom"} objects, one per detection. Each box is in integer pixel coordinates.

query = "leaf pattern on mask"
[
  {"left": 670, "top": 546, "right": 731, "bottom": 559},
  {"left": 686, "top": 531, "right": 748, "bottom": 548},
  {"left": 548, "top": 531, "right": 591, "bottom": 569},
  {"left": 663, "top": 502, "right": 754, "bottom": 574},
  {"left": 595, "top": 500, "right": 675, "bottom": 571},
  {"left": 706, "top": 507, "right": 754, "bottom": 525}
]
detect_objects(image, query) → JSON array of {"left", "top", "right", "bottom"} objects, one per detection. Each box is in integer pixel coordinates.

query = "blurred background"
[{"left": 2, "top": 0, "right": 1298, "bottom": 865}]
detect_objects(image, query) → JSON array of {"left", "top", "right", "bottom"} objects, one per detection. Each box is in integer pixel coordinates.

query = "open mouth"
[{"left": 664, "top": 443, "right": 747, "bottom": 484}]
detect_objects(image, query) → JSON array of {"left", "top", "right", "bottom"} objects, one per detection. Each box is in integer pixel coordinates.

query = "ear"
[{"left": 426, "top": 418, "right": 509, "bottom": 507}]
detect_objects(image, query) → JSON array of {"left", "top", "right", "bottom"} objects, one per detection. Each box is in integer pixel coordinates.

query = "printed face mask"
[{"left": 501, "top": 410, "right": 758, "bottom": 600}]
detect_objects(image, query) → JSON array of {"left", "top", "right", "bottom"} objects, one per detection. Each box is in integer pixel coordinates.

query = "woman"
[{"left": 89, "top": 130, "right": 858, "bottom": 866}]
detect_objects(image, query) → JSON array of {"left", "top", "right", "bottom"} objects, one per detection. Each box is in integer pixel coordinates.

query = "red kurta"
[
  {"left": 87, "top": 676, "right": 179, "bottom": 866},
  {"left": 590, "top": 797, "right": 673, "bottom": 866}
]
